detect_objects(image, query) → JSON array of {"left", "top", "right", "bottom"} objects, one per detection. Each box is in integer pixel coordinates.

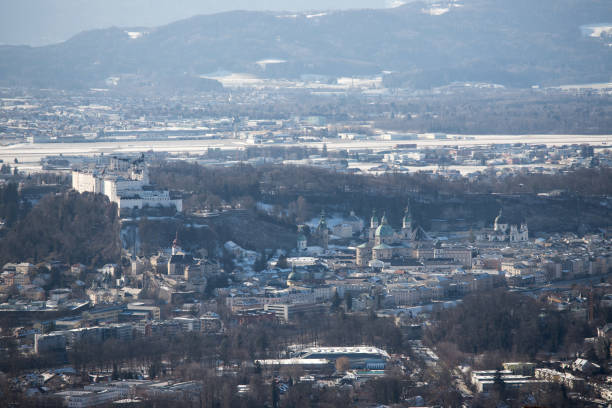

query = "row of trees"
[{"left": 152, "top": 162, "right": 612, "bottom": 207}]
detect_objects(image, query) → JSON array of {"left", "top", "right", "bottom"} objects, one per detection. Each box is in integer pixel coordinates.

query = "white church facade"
[{"left": 476, "top": 209, "right": 528, "bottom": 243}]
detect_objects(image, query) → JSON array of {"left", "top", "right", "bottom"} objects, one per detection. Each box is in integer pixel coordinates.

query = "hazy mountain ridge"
[{"left": 0, "top": 0, "right": 610, "bottom": 89}]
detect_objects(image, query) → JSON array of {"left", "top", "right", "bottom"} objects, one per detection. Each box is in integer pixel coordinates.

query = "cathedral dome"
[
  {"left": 375, "top": 223, "right": 394, "bottom": 237},
  {"left": 375, "top": 214, "right": 394, "bottom": 237}
]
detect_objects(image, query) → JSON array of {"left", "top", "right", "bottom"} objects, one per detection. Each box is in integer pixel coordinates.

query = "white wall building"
[{"left": 72, "top": 162, "right": 181, "bottom": 213}]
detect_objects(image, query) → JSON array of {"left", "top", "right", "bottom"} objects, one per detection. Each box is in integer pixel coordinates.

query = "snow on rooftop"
[{"left": 297, "top": 346, "right": 390, "bottom": 358}]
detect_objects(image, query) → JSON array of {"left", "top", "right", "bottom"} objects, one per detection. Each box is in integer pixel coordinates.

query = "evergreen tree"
[
  {"left": 331, "top": 291, "right": 342, "bottom": 310},
  {"left": 277, "top": 254, "right": 289, "bottom": 269},
  {"left": 271, "top": 379, "right": 280, "bottom": 408},
  {"left": 344, "top": 292, "right": 353, "bottom": 311}
]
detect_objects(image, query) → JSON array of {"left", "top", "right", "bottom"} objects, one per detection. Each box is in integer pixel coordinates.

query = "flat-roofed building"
[
  {"left": 127, "top": 303, "right": 160, "bottom": 320},
  {"left": 291, "top": 345, "right": 389, "bottom": 369},
  {"left": 471, "top": 370, "right": 538, "bottom": 393},
  {"left": 82, "top": 305, "right": 123, "bottom": 325},
  {"left": 55, "top": 389, "right": 120, "bottom": 408},
  {"left": 34, "top": 332, "right": 66, "bottom": 354},
  {"left": 263, "top": 303, "right": 326, "bottom": 323},
  {"left": 255, "top": 358, "right": 330, "bottom": 371}
]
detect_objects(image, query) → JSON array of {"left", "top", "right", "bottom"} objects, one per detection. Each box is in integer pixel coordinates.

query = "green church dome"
[
  {"left": 375, "top": 223, "right": 394, "bottom": 237},
  {"left": 375, "top": 214, "right": 393, "bottom": 237}
]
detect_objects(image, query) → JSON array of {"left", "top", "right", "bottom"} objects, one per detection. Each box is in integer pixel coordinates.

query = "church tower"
[
  {"left": 370, "top": 209, "right": 379, "bottom": 229},
  {"left": 369, "top": 209, "right": 379, "bottom": 240},
  {"left": 519, "top": 222, "right": 529, "bottom": 241},
  {"left": 402, "top": 204, "right": 413, "bottom": 239},
  {"left": 297, "top": 225, "right": 308, "bottom": 252},
  {"left": 316, "top": 210, "right": 329, "bottom": 250},
  {"left": 172, "top": 231, "right": 182, "bottom": 255},
  {"left": 494, "top": 209, "right": 508, "bottom": 233}
]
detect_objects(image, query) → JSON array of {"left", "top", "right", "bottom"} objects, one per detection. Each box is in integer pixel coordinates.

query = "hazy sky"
[{"left": 0, "top": 0, "right": 396, "bottom": 46}]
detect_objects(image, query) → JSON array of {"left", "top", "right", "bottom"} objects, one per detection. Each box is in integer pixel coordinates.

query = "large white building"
[
  {"left": 55, "top": 389, "right": 120, "bottom": 408},
  {"left": 72, "top": 159, "right": 182, "bottom": 214},
  {"left": 290, "top": 345, "right": 390, "bottom": 369}
]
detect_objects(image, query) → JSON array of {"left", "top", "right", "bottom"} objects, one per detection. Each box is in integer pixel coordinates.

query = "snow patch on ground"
[
  {"left": 276, "top": 12, "right": 329, "bottom": 19},
  {"left": 256, "top": 202, "right": 288, "bottom": 216},
  {"left": 424, "top": 7, "right": 449, "bottom": 15},
  {"left": 125, "top": 31, "right": 144, "bottom": 39},
  {"left": 306, "top": 214, "right": 346, "bottom": 229},
  {"left": 337, "top": 76, "right": 383, "bottom": 88},
  {"left": 225, "top": 241, "right": 258, "bottom": 271},
  {"left": 256, "top": 59, "right": 287, "bottom": 69},
  {"left": 421, "top": 1, "right": 462, "bottom": 16},
  {"left": 387, "top": 0, "right": 407, "bottom": 8},
  {"left": 581, "top": 25, "right": 612, "bottom": 38},
  {"left": 199, "top": 73, "right": 263, "bottom": 87}
]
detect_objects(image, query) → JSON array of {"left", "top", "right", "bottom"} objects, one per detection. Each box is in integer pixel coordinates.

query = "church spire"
[
  {"left": 317, "top": 209, "right": 327, "bottom": 230},
  {"left": 380, "top": 212, "right": 388, "bottom": 225},
  {"left": 172, "top": 230, "right": 181, "bottom": 255},
  {"left": 403, "top": 204, "right": 412, "bottom": 230},
  {"left": 370, "top": 209, "right": 379, "bottom": 229}
]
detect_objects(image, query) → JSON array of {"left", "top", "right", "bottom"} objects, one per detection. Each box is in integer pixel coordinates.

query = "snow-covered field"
[
  {"left": 125, "top": 31, "right": 144, "bottom": 39},
  {"left": 1, "top": 133, "right": 609, "bottom": 172},
  {"left": 421, "top": 1, "right": 463, "bottom": 16},
  {"left": 580, "top": 24, "right": 612, "bottom": 38}
]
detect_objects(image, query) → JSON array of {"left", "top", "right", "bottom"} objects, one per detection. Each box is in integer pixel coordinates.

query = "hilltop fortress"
[{"left": 72, "top": 156, "right": 182, "bottom": 214}]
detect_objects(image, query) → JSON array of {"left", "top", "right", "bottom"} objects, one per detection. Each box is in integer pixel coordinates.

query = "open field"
[{"left": 1, "top": 133, "right": 610, "bottom": 172}]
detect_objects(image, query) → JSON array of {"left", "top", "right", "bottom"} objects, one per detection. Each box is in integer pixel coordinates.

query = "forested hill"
[
  {"left": 0, "top": 190, "right": 121, "bottom": 267},
  {"left": 1, "top": 0, "right": 611, "bottom": 89},
  {"left": 150, "top": 162, "right": 612, "bottom": 235}
]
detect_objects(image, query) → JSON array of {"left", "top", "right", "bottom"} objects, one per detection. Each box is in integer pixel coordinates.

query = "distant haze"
[
  {"left": 0, "top": 0, "right": 390, "bottom": 46},
  {"left": 2, "top": 0, "right": 609, "bottom": 89}
]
